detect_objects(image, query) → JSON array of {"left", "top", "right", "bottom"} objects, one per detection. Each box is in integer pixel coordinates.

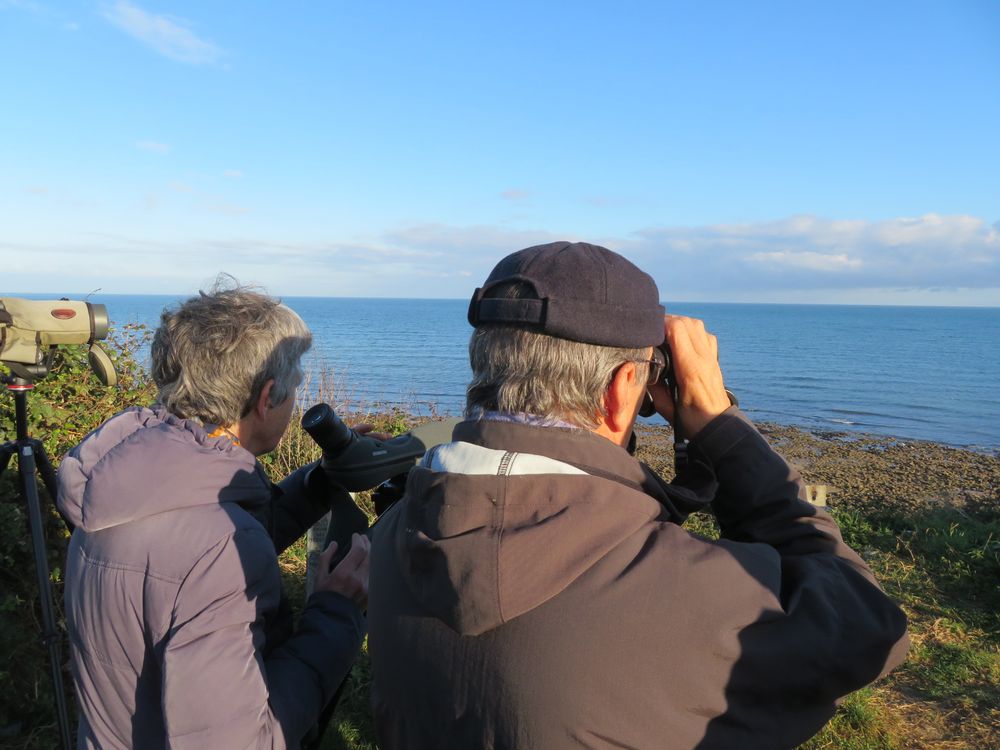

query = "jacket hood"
[
  {"left": 57, "top": 406, "right": 269, "bottom": 532},
  {"left": 387, "top": 419, "right": 667, "bottom": 636}
]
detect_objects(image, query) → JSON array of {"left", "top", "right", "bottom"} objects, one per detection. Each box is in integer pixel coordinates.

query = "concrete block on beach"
[{"left": 805, "top": 484, "right": 835, "bottom": 507}]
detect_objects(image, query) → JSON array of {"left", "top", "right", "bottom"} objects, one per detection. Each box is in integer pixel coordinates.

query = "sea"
[{"left": 14, "top": 294, "right": 1000, "bottom": 450}]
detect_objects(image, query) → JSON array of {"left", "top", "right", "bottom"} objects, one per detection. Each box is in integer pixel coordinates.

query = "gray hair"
[
  {"left": 151, "top": 280, "right": 311, "bottom": 426},
  {"left": 466, "top": 283, "right": 648, "bottom": 428}
]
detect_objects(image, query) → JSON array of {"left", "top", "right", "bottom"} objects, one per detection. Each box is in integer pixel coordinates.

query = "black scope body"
[{"left": 300, "top": 402, "right": 459, "bottom": 569}]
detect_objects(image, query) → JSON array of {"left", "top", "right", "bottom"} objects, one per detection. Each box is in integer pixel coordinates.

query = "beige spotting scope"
[{"left": 0, "top": 297, "right": 117, "bottom": 385}]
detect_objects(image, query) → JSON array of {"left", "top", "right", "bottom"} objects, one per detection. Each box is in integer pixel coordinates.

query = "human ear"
[
  {"left": 604, "top": 362, "right": 640, "bottom": 434},
  {"left": 254, "top": 379, "right": 276, "bottom": 417}
]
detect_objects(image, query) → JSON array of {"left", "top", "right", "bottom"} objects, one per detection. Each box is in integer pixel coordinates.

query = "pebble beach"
[{"left": 634, "top": 421, "right": 1000, "bottom": 517}]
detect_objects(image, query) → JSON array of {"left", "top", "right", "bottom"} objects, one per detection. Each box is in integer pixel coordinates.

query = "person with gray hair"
[
  {"left": 368, "top": 242, "right": 910, "bottom": 749},
  {"left": 58, "top": 282, "right": 370, "bottom": 749}
]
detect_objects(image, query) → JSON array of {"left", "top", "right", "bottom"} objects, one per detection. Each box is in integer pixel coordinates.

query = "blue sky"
[{"left": 2, "top": 0, "right": 998, "bottom": 304}]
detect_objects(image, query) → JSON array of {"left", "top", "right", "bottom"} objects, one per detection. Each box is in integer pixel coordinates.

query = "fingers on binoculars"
[{"left": 665, "top": 316, "right": 718, "bottom": 364}]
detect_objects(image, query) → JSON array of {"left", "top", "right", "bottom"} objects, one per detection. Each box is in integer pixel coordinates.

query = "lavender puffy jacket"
[{"left": 57, "top": 407, "right": 364, "bottom": 749}]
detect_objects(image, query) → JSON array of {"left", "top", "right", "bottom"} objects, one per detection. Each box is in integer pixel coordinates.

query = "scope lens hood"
[{"left": 89, "top": 303, "right": 110, "bottom": 341}]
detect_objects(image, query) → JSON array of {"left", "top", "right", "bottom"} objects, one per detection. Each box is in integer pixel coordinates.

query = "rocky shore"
[{"left": 633, "top": 421, "right": 1000, "bottom": 517}]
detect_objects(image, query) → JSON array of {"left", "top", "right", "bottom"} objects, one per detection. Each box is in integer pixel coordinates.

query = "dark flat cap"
[{"left": 468, "top": 241, "right": 665, "bottom": 347}]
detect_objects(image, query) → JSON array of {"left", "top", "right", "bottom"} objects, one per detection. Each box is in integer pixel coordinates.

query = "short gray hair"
[
  {"left": 151, "top": 281, "right": 311, "bottom": 426},
  {"left": 466, "top": 283, "right": 648, "bottom": 428}
]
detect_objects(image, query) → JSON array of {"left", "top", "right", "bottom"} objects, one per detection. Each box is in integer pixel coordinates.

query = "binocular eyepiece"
[{"left": 639, "top": 344, "right": 675, "bottom": 418}]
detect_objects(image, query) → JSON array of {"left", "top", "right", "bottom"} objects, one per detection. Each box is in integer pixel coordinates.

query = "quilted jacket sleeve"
[
  {"left": 161, "top": 526, "right": 365, "bottom": 749},
  {"left": 269, "top": 462, "right": 332, "bottom": 554}
]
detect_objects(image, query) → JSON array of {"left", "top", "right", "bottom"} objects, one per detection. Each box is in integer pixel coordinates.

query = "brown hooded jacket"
[{"left": 369, "top": 408, "right": 909, "bottom": 750}]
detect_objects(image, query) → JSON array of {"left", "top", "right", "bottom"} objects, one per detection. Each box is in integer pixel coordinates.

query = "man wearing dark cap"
[{"left": 368, "top": 242, "right": 909, "bottom": 749}]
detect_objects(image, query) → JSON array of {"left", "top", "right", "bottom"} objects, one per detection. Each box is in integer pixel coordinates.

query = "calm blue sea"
[{"left": 15, "top": 294, "right": 1000, "bottom": 449}]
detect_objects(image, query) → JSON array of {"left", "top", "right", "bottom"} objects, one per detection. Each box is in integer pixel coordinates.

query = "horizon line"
[{"left": 4, "top": 292, "right": 999, "bottom": 310}]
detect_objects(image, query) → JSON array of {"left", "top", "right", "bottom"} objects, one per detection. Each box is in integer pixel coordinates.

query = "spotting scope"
[{"left": 0, "top": 297, "right": 116, "bottom": 384}]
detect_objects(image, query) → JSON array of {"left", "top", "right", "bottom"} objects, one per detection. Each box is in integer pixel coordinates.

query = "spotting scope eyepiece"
[
  {"left": 301, "top": 403, "right": 356, "bottom": 455},
  {"left": 302, "top": 402, "right": 426, "bottom": 492}
]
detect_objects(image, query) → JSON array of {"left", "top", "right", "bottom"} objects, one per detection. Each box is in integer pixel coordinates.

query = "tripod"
[{"left": 0, "top": 373, "right": 74, "bottom": 750}]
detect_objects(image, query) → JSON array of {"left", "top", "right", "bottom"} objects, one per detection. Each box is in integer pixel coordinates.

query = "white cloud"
[
  {"left": 746, "top": 251, "right": 863, "bottom": 272},
  {"left": 200, "top": 239, "right": 444, "bottom": 268},
  {"left": 6, "top": 214, "right": 999, "bottom": 303},
  {"left": 223, "top": 169, "right": 244, "bottom": 178},
  {"left": 626, "top": 213, "right": 1000, "bottom": 297},
  {"left": 102, "top": 1, "right": 222, "bottom": 65},
  {"left": 136, "top": 140, "right": 169, "bottom": 153}
]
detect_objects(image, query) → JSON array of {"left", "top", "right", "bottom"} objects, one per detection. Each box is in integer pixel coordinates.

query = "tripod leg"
[
  {"left": 31, "top": 439, "right": 75, "bottom": 532},
  {"left": 18, "top": 443, "right": 74, "bottom": 750},
  {"left": 0, "top": 441, "right": 13, "bottom": 476},
  {"left": 32, "top": 439, "right": 59, "bottom": 501}
]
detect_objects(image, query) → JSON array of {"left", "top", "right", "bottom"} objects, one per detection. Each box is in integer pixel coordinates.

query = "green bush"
[{"left": 0, "top": 326, "right": 155, "bottom": 747}]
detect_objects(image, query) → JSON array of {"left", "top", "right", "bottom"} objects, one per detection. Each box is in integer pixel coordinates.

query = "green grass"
[
  {"left": 325, "top": 645, "right": 378, "bottom": 750},
  {"left": 908, "top": 640, "right": 997, "bottom": 705},
  {"left": 799, "top": 689, "right": 898, "bottom": 750},
  {"left": 814, "top": 506, "right": 999, "bottom": 748}
]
